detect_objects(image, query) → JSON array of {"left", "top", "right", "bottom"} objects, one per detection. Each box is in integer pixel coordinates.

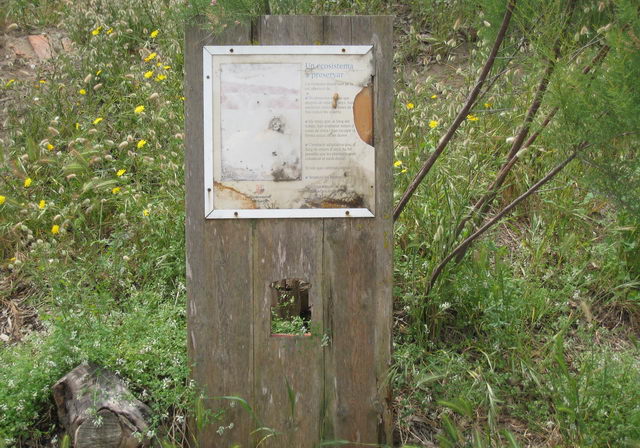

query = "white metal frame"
[{"left": 203, "top": 45, "right": 374, "bottom": 219}]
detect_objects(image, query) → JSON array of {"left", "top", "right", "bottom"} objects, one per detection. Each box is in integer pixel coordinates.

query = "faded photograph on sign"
[
  {"left": 220, "top": 63, "right": 302, "bottom": 182},
  {"left": 206, "top": 46, "right": 376, "bottom": 218}
]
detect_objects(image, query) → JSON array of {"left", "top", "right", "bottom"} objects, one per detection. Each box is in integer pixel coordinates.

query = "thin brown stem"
[
  {"left": 428, "top": 145, "right": 584, "bottom": 291},
  {"left": 392, "top": 0, "right": 516, "bottom": 222},
  {"left": 452, "top": 0, "right": 582, "bottom": 241},
  {"left": 581, "top": 44, "right": 610, "bottom": 74},
  {"left": 452, "top": 105, "right": 559, "bottom": 241},
  {"left": 476, "top": 35, "right": 529, "bottom": 104}
]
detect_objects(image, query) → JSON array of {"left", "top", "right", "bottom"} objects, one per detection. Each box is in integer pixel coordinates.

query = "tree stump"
[{"left": 52, "top": 363, "right": 151, "bottom": 448}]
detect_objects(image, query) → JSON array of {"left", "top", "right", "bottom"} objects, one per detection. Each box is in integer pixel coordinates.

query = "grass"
[{"left": 1, "top": 0, "right": 639, "bottom": 446}]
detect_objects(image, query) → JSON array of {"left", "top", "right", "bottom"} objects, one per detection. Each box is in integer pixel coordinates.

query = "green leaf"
[
  {"left": 437, "top": 397, "right": 474, "bottom": 418},
  {"left": 82, "top": 178, "right": 118, "bottom": 193},
  {"left": 502, "top": 430, "right": 522, "bottom": 448},
  {"left": 318, "top": 441, "right": 352, "bottom": 447},
  {"left": 60, "top": 435, "right": 71, "bottom": 448},
  {"left": 415, "top": 372, "right": 445, "bottom": 390},
  {"left": 215, "top": 395, "right": 262, "bottom": 426},
  {"left": 285, "top": 377, "right": 296, "bottom": 419}
]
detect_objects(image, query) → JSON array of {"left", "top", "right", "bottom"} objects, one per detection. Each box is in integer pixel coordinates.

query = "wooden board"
[
  {"left": 186, "top": 15, "right": 393, "bottom": 447},
  {"left": 251, "top": 16, "right": 325, "bottom": 448},
  {"left": 185, "top": 19, "right": 255, "bottom": 446},
  {"left": 322, "top": 16, "right": 394, "bottom": 446}
]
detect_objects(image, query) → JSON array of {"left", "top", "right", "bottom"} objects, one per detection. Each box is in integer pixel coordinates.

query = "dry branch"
[
  {"left": 451, "top": 4, "right": 607, "bottom": 253},
  {"left": 428, "top": 144, "right": 585, "bottom": 291},
  {"left": 392, "top": 0, "right": 517, "bottom": 222}
]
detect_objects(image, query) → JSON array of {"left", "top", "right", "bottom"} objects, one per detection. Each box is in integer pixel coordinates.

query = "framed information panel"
[{"left": 203, "top": 45, "right": 375, "bottom": 219}]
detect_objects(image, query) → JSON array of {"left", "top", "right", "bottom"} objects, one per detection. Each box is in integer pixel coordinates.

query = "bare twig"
[
  {"left": 392, "top": 0, "right": 517, "bottom": 222},
  {"left": 476, "top": 35, "right": 530, "bottom": 103},
  {"left": 460, "top": 54, "right": 557, "bottom": 221},
  {"left": 569, "top": 36, "right": 606, "bottom": 64},
  {"left": 581, "top": 44, "right": 610, "bottom": 75},
  {"left": 428, "top": 144, "right": 586, "bottom": 291},
  {"left": 455, "top": 45, "right": 609, "bottom": 240},
  {"left": 452, "top": 0, "right": 585, "bottom": 244}
]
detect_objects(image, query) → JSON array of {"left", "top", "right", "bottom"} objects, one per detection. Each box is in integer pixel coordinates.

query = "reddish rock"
[{"left": 27, "top": 35, "right": 52, "bottom": 59}]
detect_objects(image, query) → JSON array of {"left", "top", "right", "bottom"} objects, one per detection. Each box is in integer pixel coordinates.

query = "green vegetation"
[{"left": 1, "top": 0, "right": 639, "bottom": 446}]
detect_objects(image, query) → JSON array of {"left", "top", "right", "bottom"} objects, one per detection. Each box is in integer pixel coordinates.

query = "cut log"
[{"left": 52, "top": 363, "right": 151, "bottom": 448}]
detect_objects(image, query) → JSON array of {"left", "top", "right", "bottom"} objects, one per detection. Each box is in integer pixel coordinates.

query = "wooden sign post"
[{"left": 185, "top": 15, "right": 393, "bottom": 447}]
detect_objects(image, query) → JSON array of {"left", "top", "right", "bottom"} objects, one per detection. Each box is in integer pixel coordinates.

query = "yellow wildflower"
[
  {"left": 91, "top": 26, "right": 102, "bottom": 36},
  {"left": 9, "top": 257, "right": 16, "bottom": 262},
  {"left": 0, "top": 195, "right": 6, "bottom": 205},
  {"left": 431, "top": 94, "right": 437, "bottom": 99},
  {"left": 406, "top": 103, "right": 414, "bottom": 110},
  {"left": 93, "top": 117, "right": 103, "bottom": 125},
  {"left": 39, "top": 80, "right": 46, "bottom": 84},
  {"left": 24, "top": 178, "right": 32, "bottom": 188},
  {"left": 47, "top": 143, "right": 54, "bottom": 151},
  {"left": 75, "top": 122, "right": 80, "bottom": 130},
  {"left": 112, "top": 187, "right": 121, "bottom": 194},
  {"left": 116, "top": 169, "right": 126, "bottom": 177},
  {"left": 51, "top": 224, "right": 60, "bottom": 234},
  {"left": 429, "top": 120, "right": 439, "bottom": 129},
  {"left": 143, "top": 209, "right": 150, "bottom": 216},
  {"left": 134, "top": 105, "right": 145, "bottom": 114},
  {"left": 96, "top": 70, "right": 102, "bottom": 76},
  {"left": 467, "top": 114, "right": 479, "bottom": 121},
  {"left": 106, "top": 28, "right": 113, "bottom": 35},
  {"left": 156, "top": 74, "right": 166, "bottom": 81},
  {"left": 150, "top": 30, "right": 159, "bottom": 38},
  {"left": 156, "top": 62, "right": 162, "bottom": 67},
  {"left": 38, "top": 200, "right": 46, "bottom": 209},
  {"left": 163, "top": 65, "right": 171, "bottom": 70},
  {"left": 137, "top": 139, "right": 147, "bottom": 149},
  {"left": 401, "top": 168, "right": 408, "bottom": 173},
  {"left": 394, "top": 160, "right": 403, "bottom": 167},
  {"left": 5, "top": 79, "right": 15, "bottom": 87},
  {"left": 484, "top": 102, "right": 492, "bottom": 109},
  {"left": 79, "top": 88, "right": 86, "bottom": 95},
  {"left": 144, "top": 71, "right": 153, "bottom": 79},
  {"left": 144, "top": 52, "right": 157, "bottom": 62}
]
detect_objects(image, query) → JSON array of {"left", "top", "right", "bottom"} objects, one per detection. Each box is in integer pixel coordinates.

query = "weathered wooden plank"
[
  {"left": 187, "top": 15, "right": 393, "bottom": 448},
  {"left": 352, "top": 15, "right": 395, "bottom": 444},
  {"left": 253, "top": 15, "right": 324, "bottom": 45},
  {"left": 323, "top": 16, "right": 352, "bottom": 45},
  {"left": 366, "top": 15, "right": 395, "bottom": 444},
  {"left": 322, "top": 15, "right": 394, "bottom": 446},
  {"left": 185, "top": 19, "right": 255, "bottom": 446},
  {"left": 252, "top": 220, "right": 324, "bottom": 448},
  {"left": 251, "top": 15, "right": 325, "bottom": 448}
]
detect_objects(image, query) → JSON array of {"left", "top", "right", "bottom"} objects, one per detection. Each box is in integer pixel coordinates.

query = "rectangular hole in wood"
[{"left": 270, "top": 279, "right": 311, "bottom": 337}]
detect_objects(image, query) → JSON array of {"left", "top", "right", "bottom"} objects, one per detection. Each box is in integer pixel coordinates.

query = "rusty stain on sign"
[
  {"left": 353, "top": 85, "right": 373, "bottom": 146},
  {"left": 332, "top": 93, "right": 340, "bottom": 109},
  {"left": 214, "top": 182, "right": 258, "bottom": 209}
]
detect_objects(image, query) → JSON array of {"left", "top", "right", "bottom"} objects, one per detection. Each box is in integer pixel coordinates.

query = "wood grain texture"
[
  {"left": 185, "top": 20, "right": 255, "bottom": 446},
  {"left": 52, "top": 363, "right": 151, "bottom": 448},
  {"left": 253, "top": 220, "right": 324, "bottom": 447},
  {"left": 186, "top": 15, "right": 393, "bottom": 447},
  {"left": 366, "top": 16, "right": 395, "bottom": 445},
  {"left": 253, "top": 15, "right": 324, "bottom": 44},
  {"left": 251, "top": 16, "right": 325, "bottom": 448},
  {"left": 322, "top": 15, "right": 394, "bottom": 446}
]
